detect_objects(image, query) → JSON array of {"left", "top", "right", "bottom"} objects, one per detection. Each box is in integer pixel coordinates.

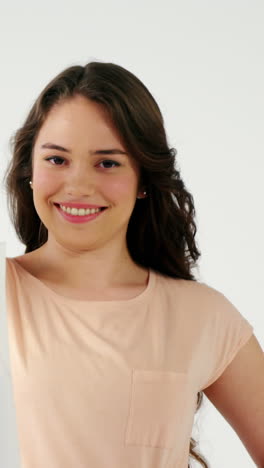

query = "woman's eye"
[
  {"left": 45, "top": 156, "right": 65, "bottom": 165},
  {"left": 99, "top": 160, "right": 120, "bottom": 169}
]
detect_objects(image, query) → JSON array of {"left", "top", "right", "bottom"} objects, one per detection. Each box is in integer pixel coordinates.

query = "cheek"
[
  {"left": 33, "top": 171, "right": 59, "bottom": 194},
  {"left": 107, "top": 175, "right": 138, "bottom": 199}
]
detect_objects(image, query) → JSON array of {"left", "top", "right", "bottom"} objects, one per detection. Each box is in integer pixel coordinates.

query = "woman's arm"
[{"left": 204, "top": 334, "right": 264, "bottom": 467}]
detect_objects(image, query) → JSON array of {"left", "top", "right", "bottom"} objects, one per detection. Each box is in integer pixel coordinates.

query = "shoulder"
[
  {"left": 156, "top": 273, "right": 252, "bottom": 329},
  {"left": 7, "top": 252, "right": 41, "bottom": 276},
  {"left": 156, "top": 272, "right": 230, "bottom": 306}
]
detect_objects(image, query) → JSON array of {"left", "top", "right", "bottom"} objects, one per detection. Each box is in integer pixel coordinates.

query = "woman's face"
[{"left": 31, "top": 94, "right": 141, "bottom": 253}]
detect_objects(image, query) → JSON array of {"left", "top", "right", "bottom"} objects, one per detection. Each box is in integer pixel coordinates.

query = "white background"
[{"left": 0, "top": 1, "right": 263, "bottom": 467}]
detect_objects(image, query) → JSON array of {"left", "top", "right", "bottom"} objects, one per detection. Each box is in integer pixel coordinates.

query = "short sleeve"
[{"left": 199, "top": 283, "right": 254, "bottom": 390}]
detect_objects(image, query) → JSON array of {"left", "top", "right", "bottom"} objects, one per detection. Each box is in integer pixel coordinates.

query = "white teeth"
[{"left": 59, "top": 205, "right": 101, "bottom": 216}]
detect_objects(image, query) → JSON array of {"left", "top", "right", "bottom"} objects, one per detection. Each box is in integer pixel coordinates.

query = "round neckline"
[{"left": 8, "top": 257, "right": 156, "bottom": 307}]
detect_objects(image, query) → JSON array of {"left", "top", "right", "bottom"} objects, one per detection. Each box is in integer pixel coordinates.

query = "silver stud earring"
[{"left": 137, "top": 191, "right": 147, "bottom": 199}]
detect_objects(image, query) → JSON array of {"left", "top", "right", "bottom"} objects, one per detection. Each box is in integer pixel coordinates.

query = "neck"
[{"left": 33, "top": 240, "right": 143, "bottom": 289}]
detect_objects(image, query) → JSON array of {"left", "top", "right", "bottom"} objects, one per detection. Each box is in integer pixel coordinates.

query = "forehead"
[
  {"left": 35, "top": 95, "right": 124, "bottom": 147},
  {"left": 32, "top": 95, "right": 141, "bottom": 173}
]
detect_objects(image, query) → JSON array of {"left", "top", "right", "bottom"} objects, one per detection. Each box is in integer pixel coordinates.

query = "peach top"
[{"left": 6, "top": 257, "right": 254, "bottom": 468}]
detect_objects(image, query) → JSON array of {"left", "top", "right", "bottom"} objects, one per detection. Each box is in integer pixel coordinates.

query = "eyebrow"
[{"left": 40, "top": 142, "right": 128, "bottom": 156}]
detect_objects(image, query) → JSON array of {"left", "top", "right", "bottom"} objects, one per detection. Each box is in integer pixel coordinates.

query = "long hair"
[{"left": 3, "top": 61, "right": 209, "bottom": 467}]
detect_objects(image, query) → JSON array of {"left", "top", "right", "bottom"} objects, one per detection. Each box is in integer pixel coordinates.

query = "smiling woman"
[{"left": 2, "top": 61, "right": 263, "bottom": 468}]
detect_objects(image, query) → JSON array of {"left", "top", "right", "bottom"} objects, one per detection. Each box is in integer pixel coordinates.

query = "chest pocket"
[{"left": 125, "top": 369, "right": 194, "bottom": 450}]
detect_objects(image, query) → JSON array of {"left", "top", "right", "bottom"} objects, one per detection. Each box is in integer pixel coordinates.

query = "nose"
[{"left": 65, "top": 168, "right": 96, "bottom": 198}]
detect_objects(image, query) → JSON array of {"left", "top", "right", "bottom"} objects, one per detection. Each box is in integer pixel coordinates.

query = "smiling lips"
[{"left": 55, "top": 203, "right": 106, "bottom": 224}]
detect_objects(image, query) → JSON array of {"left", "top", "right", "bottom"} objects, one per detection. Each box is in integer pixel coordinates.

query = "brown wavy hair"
[{"left": 3, "top": 61, "right": 209, "bottom": 467}]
